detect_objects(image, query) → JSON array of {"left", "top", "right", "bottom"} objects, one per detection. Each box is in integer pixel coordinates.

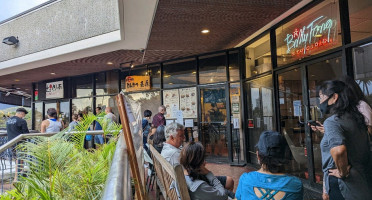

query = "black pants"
[{"left": 329, "top": 176, "right": 345, "bottom": 200}]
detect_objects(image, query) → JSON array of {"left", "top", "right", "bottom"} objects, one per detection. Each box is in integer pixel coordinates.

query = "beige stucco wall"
[{"left": 0, "top": 0, "right": 120, "bottom": 62}]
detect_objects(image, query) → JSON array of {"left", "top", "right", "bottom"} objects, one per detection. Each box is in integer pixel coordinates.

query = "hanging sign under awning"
[
  {"left": 125, "top": 76, "right": 150, "bottom": 92},
  {"left": 46, "top": 81, "right": 64, "bottom": 99}
]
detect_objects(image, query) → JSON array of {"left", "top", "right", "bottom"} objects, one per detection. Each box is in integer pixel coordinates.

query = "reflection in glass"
[
  {"left": 59, "top": 101, "right": 70, "bottom": 127},
  {"left": 163, "top": 59, "right": 196, "bottom": 88},
  {"left": 230, "top": 83, "right": 245, "bottom": 163},
  {"left": 200, "top": 86, "right": 228, "bottom": 163},
  {"left": 73, "top": 75, "right": 93, "bottom": 98},
  {"left": 349, "top": 0, "right": 372, "bottom": 42},
  {"left": 126, "top": 91, "right": 161, "bottom": 121},
  {"left": 276, "top": 0, "right": 341, "bottom": 66},
  {"left": 34, "top": 102, "right": 43, "bottom": 131},
  {"left": 245, "top": 34, "right": 272, "bottom": 78},
  {"left": 96, "top": 96, "right": 119, "bottom": 121},
  {"left": 244, "top": 75, "right": 275, "bottom": 163},
  {"left": 72, "top": 98, "right": 93, "bottom": 115},
  {"left": 278, "top": 68, "right": 308, "bottom": 179},
  {"left": 354, "top": 42, "right": 372, "bottom": 104},
  {"left": 229, "top": 51, "right": 240, "bottom": 82},
  {"left": 308, "top": 57, "right": 342, "bottom": 183},
  {"left": 199, "top": 53, "right": 227, "bottom": 84},
  {"left": 96, "top": 71, "right": 119, "bottom": 95}
]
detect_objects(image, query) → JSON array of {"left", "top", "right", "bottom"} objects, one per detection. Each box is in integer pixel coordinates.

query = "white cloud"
[{"left": 0, "top": 0, "right": 49, "bottom": 22}]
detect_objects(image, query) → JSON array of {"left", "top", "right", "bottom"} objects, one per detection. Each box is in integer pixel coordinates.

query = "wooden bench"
[{"left": 149, "top": 144, "right": 190, "bottom": 200}]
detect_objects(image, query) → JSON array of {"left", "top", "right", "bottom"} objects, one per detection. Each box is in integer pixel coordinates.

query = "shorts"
[{"left": 216, "top": 176, "right": 227, "bottom": 187}]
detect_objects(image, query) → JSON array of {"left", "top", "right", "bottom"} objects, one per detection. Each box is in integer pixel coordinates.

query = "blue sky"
[{"left": 0, "top": 0, "right": 49, "bottom": 21}]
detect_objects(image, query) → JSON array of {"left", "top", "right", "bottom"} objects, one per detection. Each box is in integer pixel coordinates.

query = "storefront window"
[
  {"left": 96, "top": 96, "right": 119, "bottom": 121},
  {"left": 96, "top": 71, "right": 119, "bottom": 96},
  {"left": 34, "top": 102, "right": 43, "bottom": 131},
  {"left": 163, "top": 59, "right": 196, "bottom": 88},
  {"left": 229, "top": 83, "right": 245, "bottom": 163},
  {"left": 199, "top": 53, "right": 227, "bottom": 84},
  {"left": 245, "top": 34, "right": 272, "bottom": 78},
  {"left": 353, "top": 42, "right": 372, "bottom": 104},
  {"left": 121, "top": 65, "right": 161, "bottom": 92},
  {"left": 72, "top": 98, "right": 93, "bottom": 115},
  {"left": 229, "top": 51, "right": 240, "bottom": 82},
  {"left": 276, "top": 0, "right": 341, "bottom": 66},
  {"left": 244, "top": 75, "right": 275, "bottom": 163},
  {"left": 126, "top": 91, "right": 161, "bottom": 120},
  {"left": 348, "top": 0, "right": 372, "bottom": 42},
  {"left": 73, "top": 75, "right": 93, "bottom": 98}
]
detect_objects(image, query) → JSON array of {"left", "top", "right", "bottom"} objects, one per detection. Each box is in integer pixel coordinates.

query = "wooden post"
[{"left": 116, "top": 94, "right": 147, "bottom": 200}]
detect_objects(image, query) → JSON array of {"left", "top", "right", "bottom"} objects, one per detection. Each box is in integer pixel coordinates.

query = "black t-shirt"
[{"left": 6, "top": 116, "right": 29, "bottom": 141}]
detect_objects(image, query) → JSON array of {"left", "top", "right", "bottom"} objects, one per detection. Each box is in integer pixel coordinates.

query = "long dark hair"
[
  {"left": 340, "top": 76, "right": 371, "bottom": 107},
  {"left": 153, "top": 125, "right": 166, "bottom": 146},
  {"left": 180, "top": 142, "right": 208, "bottom": 182},
  {"left": 319, "top": 80, "right": 366, "bottom": 130}
]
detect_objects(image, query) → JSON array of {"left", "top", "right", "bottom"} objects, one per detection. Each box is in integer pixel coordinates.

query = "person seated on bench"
[
  {"left": 235, "top": 131, "right": 303, "bottom": 200},
  {"left": 180, "top": 142, "right": 235, "bottom": 200},
  {"left": 161, "top": 122, "right": 234, "bottom": 192}
]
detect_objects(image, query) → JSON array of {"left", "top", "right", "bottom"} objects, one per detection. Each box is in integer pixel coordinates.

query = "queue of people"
[{"left": 142, "top": 76, "right": 372, "bottom": 200}]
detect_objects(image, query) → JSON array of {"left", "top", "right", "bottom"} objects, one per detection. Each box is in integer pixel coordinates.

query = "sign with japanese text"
[
  {"left": 125, "top": 76, "right": 150, "bottom": 92},
  {"left": 46, "top": 81, "right": 64, "bottom": 99}
]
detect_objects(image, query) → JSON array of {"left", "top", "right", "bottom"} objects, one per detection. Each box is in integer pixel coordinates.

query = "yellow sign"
[{"left": 125, "top": 76, "right": 150, "bottom": 92}]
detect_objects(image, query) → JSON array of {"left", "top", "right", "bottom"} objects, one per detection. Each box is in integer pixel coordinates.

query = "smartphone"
[{"left": 308, "top": 120, "right": 322, "bottom": 126}]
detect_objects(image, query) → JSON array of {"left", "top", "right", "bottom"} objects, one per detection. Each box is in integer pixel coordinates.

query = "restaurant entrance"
[
  {"left": 276, "top": 53, "right": 342, "bottom": 184},
  {"left": 199, "top": 84, "right": 231, "bottom": 163}
]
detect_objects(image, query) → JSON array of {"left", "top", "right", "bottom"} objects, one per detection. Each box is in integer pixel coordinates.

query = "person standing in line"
[
  {"left": 152, "top": 105, "right": 166, "bottom": 128},
  {"left": 104, "top": 107, "right": 117, "bottom": 123},
  {"left": 6, "top": 107, "right": 29, "bottom": 141},
  {"left": 94, "top": 107, "right": 105, "bottom": 145},
  {"left": 318, "top": 80, "right": 371, "bottom": 200},
  {"left": 41, "top": 108, "right": 63, "bottom": 133},
  {"left": 142, "top": 110, "right": 152, "bottom": 152},
  {"left": 68, "top": 114, "right": 79, "bottom": 132},
  {"left": 6, "top": 107, "right": 30, "bottom": 181}
]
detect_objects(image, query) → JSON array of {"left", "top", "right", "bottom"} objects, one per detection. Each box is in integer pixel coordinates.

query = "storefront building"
[{"left": 25, "top": 0, "right": 372, "bottom": 191}]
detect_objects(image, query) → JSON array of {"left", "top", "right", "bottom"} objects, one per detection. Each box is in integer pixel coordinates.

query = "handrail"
[
  {"left": 0, "top": 130, "right": 113, "bottom": 154},
  {"left": 101, "top": 133, "right": 131, "bottom": 200}
]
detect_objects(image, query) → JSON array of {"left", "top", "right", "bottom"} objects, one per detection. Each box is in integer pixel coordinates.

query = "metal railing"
[
  {"left": 0, "top": 130, "right": 132, "bottom": 199},
  {"left": 102, "top": 133, "right": 131, "bottom": 200}
]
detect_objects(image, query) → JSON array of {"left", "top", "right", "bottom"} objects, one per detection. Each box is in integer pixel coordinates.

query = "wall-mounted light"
[{"left": 3, "top": 36, "right": 19, "bottom": 46}]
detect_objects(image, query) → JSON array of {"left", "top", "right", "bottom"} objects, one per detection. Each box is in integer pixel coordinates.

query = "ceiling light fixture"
[
  {"left": 201, "top": 29, "right": 210, "bottom": 34},
  {"left": 107, "top": 62, "right": 113, "bottom": 65},
  {"left": 14, "top": 79, "right": 20, "bottom": 82},
  {"left": 2, "top": 36, "right": 19, "bottom": 46},
  {"left": 192, "top": 71, "right": 196, "bottom": 74},
  {"left": 51, "top": 72, "right": 56, "bottom": 75}
]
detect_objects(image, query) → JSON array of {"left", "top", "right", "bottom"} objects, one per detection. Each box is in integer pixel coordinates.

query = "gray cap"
[{"left": 16, "top": 107, "right": 28, "bottom": 114}]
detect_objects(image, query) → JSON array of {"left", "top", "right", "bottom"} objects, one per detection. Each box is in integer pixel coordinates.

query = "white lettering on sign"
[{"left": 284, "top": 16, "right": 335, "bottom": 55}]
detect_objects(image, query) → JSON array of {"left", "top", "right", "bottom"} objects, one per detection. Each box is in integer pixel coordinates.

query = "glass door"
[
  {"left": 44, "top": 100, "right": 70, "bottom": 129},
  {"left": 199, "top": 84, "right": 230, "bottom": 163},
  {"left": 277, "top": 55, "right": 342, "bottom": 184}
]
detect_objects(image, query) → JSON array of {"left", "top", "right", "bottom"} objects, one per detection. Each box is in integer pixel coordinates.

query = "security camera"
[{"left": 139, "top": 49, "right": 145, "bottom": 53}]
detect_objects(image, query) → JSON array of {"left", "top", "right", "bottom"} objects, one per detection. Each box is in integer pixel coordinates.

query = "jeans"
[
  {"left": 94, "top": 135, "right": 104, "bottom": 144},
  {"left": 329, "top": 176, "right": 345, "bottom": 200}
]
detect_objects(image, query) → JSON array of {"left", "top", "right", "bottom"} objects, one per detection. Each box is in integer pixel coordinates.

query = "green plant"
[{"left": 1, "top": 114, "right": 122, "bottom": 200}]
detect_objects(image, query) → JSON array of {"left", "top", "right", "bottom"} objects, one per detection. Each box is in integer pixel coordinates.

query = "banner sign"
[
  {"left": 46, "top": 81, "right": 64, "bottom": 99},
  {"left": 125, "top": 76, "right": 150, "bottom": 92}
]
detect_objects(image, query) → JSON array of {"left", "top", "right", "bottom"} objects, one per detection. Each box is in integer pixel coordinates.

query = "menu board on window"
[
  {"left": 179, "top": 87, "right": 197, "bottom": 118},
  {"left": 163, "top": 89, "right": 179, "bottom": 119}
]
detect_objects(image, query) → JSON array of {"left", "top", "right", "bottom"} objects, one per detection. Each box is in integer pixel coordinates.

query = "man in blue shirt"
[
  {"left": 236, "top": 131, "right": 303, "bottom": 200},
  {"left": 94, "top": 107, "right": 105, "bottom": 145}
]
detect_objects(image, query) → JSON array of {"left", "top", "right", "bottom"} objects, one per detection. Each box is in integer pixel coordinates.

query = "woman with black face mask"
[{"left": 318, "top": 80, "right": 372, "bottom": 200}]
